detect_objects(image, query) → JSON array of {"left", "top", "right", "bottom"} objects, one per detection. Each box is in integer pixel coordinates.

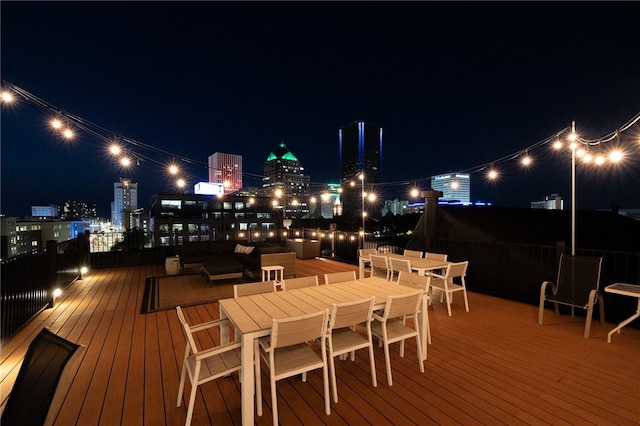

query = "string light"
[{"left": 2, "top": 80, "right": 640, "bottom": 203}]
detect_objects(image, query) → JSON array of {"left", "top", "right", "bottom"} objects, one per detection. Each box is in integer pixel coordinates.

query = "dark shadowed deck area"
[{"left": 1, "top": 257, "right": 639, "bottom": 425}]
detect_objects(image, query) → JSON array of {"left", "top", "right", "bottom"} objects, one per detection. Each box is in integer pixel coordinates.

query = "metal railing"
[{"left": 1, "top": 237, "right": 85, "bottom": 341}]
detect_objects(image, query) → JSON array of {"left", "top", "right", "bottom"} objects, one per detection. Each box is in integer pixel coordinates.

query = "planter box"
[{"left": 286, "top": 239, "right": 320, "bottom": 259}]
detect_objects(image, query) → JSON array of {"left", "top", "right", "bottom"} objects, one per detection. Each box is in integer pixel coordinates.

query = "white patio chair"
[
  {"left": 403, "top": 249, "right": 424, "bottom": 258},
  {"left": 327, "top": 297, "right": 377, "bottom": 402},
  {"left": 324, "top": 270, "right": 357, "bottom": 285},
  {"left": 371, "top": 290, "right": 424, "bottom": 386},
  {"left": 369, "top": 254, "right": 390, "bottom": 280},
  {"left": 176, "top": 306, "right": 242, "bottom": 426},
  {"left": 428, "top": 261, "right": 469, "bottom": 316},
  {"left": 397, "top": 271, "right": 432, "bottom": 345},
  {"left": 358, "top": 248, "right": 377, "bottom": 277},
  {"left": 282, "top": 275, "right": 319, "bottom": 290},
  {"left": 389, "top": 257, "right": 413, "bottom": 283},
  {"left": 424, "top": 252, "right": 449, "bottom": 298},
  {"left": 233, "top": 280, "right": 276, "bottom": 297},
  {"left": 257, "top": 309, "right": 331, "bottom": 425}
]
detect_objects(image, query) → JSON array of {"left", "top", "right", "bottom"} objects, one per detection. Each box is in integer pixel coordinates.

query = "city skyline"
[{"left": 2, "top": 2, "right": 639, "bottom": 217}]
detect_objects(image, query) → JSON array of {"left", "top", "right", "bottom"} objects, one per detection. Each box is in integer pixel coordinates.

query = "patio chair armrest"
[
  {"left": 540, "top": 280, "right": 557, "bottom": 297},
  {"left": 194, "top": 341, "right": 242, "bottom": 361},
  {"left": 429, "top": 271, "right": 445, "bottom": 280},
  {"left": 372, "top": 312, "right": 384, "bottom": 322},
  {"left": 190, "top": 318, "right": 229, "bottom": 333}
]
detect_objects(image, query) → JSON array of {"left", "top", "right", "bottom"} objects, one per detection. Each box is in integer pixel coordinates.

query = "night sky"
[{"left": 2, "top": 2, "right": 639, "bottom": 218}]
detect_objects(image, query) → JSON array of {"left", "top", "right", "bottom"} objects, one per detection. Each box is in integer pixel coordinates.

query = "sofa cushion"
[{"left": 234, "top": 244, "right": 255, "bottom": 254}]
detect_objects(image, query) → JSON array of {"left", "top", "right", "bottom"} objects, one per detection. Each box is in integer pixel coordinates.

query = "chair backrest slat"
[
  {"left": 330, "top": 297, "right": 374, "bottom": 330},
  {"left": 403, "top": 249, "right": 424, "bottom": 258},
  {"left": 383, "top": 291, "right": 422, "bottom": 320},
  {"left": 272, "top": 310, "right": 329, "bottom": 348},
  {"left": 425, "top": 252, "right": 448, "bottom": 262},
  {"left": 369, "top": 255, "right": 389, "bottom": 276},
  {"left": 324, "top": 271, "right": 356, "bottom": 285},
  {"left": 390, "top": 258, "right": 412, "bottom": 275},
  {"left": 282, "top": 275, "right": 319, "bottom": 290},
  {"left": 446, "top": 261, "right": 469, "bottom": 279},
  {"left": 398, "top": 271, "right": 429, "bottom": 290},
  {"left": 234, "top": 281, "right": 275, "bottom": 297}
]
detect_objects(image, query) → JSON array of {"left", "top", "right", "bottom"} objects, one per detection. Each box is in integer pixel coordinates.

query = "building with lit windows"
[
  {"left": 261, "top": 141, "right": 310, "bottom": 218},
  {"left": 339, "top": 121, "right": 382, "bottom": 218},
  {"left": 431, "top": 173, "right": 471, "bottom": 205},
  {"left": 59, "top": 200, "right": 98, "bottom": 220},
  {"left": 208, "top": 152, "right": 243, "bottom": 194},
  {"left": 112, "top": 178, "right": 138, "bottom": 230},
  {"left": 148, "top": 193, "right": 282, "bottom": 247},
  {"left": 531, "top": 194, "right": 563, "bottom": 210}
]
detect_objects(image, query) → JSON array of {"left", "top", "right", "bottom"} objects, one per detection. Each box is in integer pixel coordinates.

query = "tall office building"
[
  {"left": 261, "top": 141, "right": 310, "bottom": 218},
  {"left": 531, "top": 194, "right": 563, "bottom": 210},
  {"left": 339, "top": 121, "right": 382, "bottom": 218},
  {"left": 112, "top": 178, "right": 138, "bottom": 230},
  {"left": 208, "top": 152, "right": 243, "bottom": 194},
  {"left": 431, "top": 173, "right": 471, "bottom": 205}
]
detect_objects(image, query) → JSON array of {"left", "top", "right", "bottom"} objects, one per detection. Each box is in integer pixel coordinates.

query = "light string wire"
[{"left": 2, "top": 80, "right": 639, "bottom": 197}]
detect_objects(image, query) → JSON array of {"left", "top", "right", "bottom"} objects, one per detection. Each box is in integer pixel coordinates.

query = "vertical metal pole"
[{"left": 571, "top": 120, "right": 576, "bottom": 257}]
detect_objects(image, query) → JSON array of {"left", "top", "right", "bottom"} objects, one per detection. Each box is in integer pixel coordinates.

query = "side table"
[
  {"left": 261, "top": 265, "right": 284, "bottom": 283},
  {"left": 604, "top": 283, "right": 640, "bottom": 343}
]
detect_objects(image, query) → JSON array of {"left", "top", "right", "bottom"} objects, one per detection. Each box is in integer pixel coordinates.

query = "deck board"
[{"left": 1, "top": 258, "right": 639, "bottom": 425}]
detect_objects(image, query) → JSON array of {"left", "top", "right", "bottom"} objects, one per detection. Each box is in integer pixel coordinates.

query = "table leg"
[
  {"left": 240, "top": 332, "right": 256, "bottom": 425},
  {"left": 607, "top": 299, "right": 640, "bottom": 343},
  {"left": 220, "top": 306, "right": 229, "bottom": 344}
]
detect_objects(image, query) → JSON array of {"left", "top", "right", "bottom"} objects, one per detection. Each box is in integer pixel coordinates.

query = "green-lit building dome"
[{"left": 262, "top": 141, "right": 310, "bottom": 218}]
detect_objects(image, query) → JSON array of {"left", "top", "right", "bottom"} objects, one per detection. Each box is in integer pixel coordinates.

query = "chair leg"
[
  {"left": 462, "top": 288, "right": 469, "bottom": 312},
  {"left": 322, "top": 360, "right": 331, "bottom": 415},
  {"left": 176, "top": 361, "right": 187, "bottom": 407},
  {"left": 383, "top": 340, "right": 393, "bottom": 386},
  {"left": 271, "top": 377, "right": 278, "bottom": 426},
  {"left": 186, "top": 380, "right": 198, "bottom": 426},
  {"left": 329, "top": 354, "right": 338, "bottom": 403},
  {"left": 415, "top": 331, "right": 424, "bottom": 373},
  {"left": 368, "top": 340, "right": 377, "bottom": 387},
  {"left": 445, "top": 292, "right": 452, "bottom": 316}
]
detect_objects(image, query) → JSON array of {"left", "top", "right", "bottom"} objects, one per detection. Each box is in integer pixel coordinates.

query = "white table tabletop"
[
  {"left": 604, "top": 283, "right": 640, "bottom": 343},
  {"left": 219, "top": 277, "right": 430, "bottom": 425}
]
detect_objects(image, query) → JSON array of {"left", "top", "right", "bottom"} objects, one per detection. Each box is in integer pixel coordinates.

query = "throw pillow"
[{"left": 234, "top": 244, "right": 255, "bottom": 254}]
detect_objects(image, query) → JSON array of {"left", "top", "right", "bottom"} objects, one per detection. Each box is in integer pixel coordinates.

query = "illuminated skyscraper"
[
  {"left": 339, "top": 121, "right": 382, "bottom": 217},
  {"left": 262, "top": 141, "right": 310, "bottom": 218},
  {"left": 431, "top": 173, "right": 471, "bottom": 205},
  {"left": 112, "top": 178, "right": 138, "bottom": 230},
  {"left": 208, "top": 152, "right": 243, "bottom": 194}
]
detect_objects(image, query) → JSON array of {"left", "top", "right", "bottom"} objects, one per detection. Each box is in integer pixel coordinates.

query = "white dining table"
[
  {"left": 218, "top": 277, "right": 430, "bottom": 425},
  {"left": 359, "top": 252, "right": 450, "bottom": 278}
]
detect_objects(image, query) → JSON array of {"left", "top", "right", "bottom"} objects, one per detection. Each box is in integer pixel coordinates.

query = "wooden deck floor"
[{"left": 1, "top": 257, "right": 639, "bottom": 425}]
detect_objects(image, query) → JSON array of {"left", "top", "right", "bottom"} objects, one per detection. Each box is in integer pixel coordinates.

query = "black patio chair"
[
  {"left": 1, "top": 328, "right": 83, "bottom": 426},
  {"left": 538, "top": 253, "right": 604, "bottom": 338}
]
